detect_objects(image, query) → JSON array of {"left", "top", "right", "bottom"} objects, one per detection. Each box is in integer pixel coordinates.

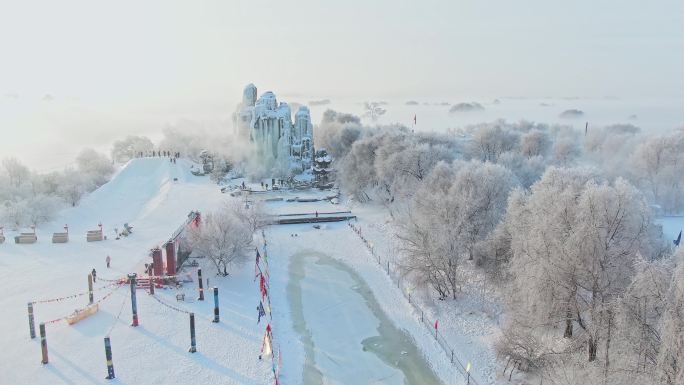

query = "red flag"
[
  {"left": 260, "top": 274, "right": 268, "bottom": 299},
  {"left": 434, "top": 320, "right": 439, "bottom": 330}
]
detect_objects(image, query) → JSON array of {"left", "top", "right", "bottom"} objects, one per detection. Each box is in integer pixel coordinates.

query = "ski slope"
[{"left": 0, "top": 158, "right": 272, "bottom": 385}]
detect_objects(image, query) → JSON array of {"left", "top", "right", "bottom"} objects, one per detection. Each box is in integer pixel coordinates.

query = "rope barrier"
[
  {"left": 106, "top": 292, "right": 128, "bottom": 336},
  {"left": 31, "top": 281, "right": 122, "bottom": 304},
  {"left": 149, "top": 293, "right": 192, "bottom": 315},
  {"left": 42, "top": 285, "right": 122, "bottom": 325},
  {"left": 348, "top": 222, "right": 481, "bottom": 385}
]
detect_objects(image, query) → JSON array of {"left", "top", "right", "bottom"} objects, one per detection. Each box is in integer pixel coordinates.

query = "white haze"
[{"left": 1, "top": 0, "right": 683, "bottom": 169}]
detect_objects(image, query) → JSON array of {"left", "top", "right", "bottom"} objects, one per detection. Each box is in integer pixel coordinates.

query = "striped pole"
[
  {"left": 88, "top": 273, "right": 94, "bottom": 304},
  {"left": 128, "top": 273, "right": 138, "bottom": 326},
  {"left": 28, "top": 302, "right": 36, "bottom": 339},
  {"left": 104, "top": 336, "right": 115, "bottom": 379},
  {"left": 197, "top": 269, "right": 204, "bottom": 301},
  {"left": 189, "top": 313, "right": 197, "bottom": 353},
  {"left": 39, "top": 323, "right": 48, "bottom": 364},
  {"left": 212, "top": 287, "right": 219, "bottom": 323}
]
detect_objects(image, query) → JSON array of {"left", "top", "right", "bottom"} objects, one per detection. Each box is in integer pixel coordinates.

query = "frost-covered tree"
[
  {"left": 338, "top": 134, "right": 381, "bottom": 201},
  {"left": 498, "top": 151, "right": 546, "bottom": 189},
  {"left": 363, "top": 102, "right": 387, "bottom": 121},
  {"left": 468, "top": 123, "right": 520, "bottom": 162},
  {"left": 504, "top": 167, "right": 660, "bottom": 366},
  {"left": 616, "top": 258, "right": 672, "bottom": 377},
  {"left": 187, "top": 202, "right": 255, "bottom": 276},
  {"left": 397, "top": 161, "right": 517, "bottom": 299},
  {"left": 631, "top": 131, "right": 684, "bottom": 213},
  {"left": 58, "top": 169, "right": 88, "bottom": 207},
  {"left": 76, "top": 148, "right": 114, "bottom": 188},
  {"left": 520, "top": 130, "right": 552, "bottom": 158},
  {"left": 656, "top": 251, "right": 684, "bottom": 385},
  {"left": 2, "top": 158, "right": 30, "bottom": 189}
]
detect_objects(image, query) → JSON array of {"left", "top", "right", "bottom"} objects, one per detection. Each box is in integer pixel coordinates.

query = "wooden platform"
[
  {"left": 52, "top": 232, "right": 69, "bottom": 243},
  {"left": 86, "top": 230, "right": 103, "bottom": 242},
  {"left": 14, "top": 233, "right": 37, "bottom": 244}
]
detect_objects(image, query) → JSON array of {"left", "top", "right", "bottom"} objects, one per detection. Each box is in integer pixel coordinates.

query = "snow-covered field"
[
  {"left": 0, "top": 158, "right": 274, "bottom": 384},
  {"left": 1, "top": 157, "right": 510, "bottom": 385}
]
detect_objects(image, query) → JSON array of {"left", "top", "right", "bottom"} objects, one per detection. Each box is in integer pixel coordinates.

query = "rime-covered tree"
[
  {"left": 397, "top": 161, "right": 517, "bottom": 299},
  {"left": 187, "top": 202, "right": 256, "bottom": 276},
  {"left": 504, "top": 167, "right": 660, "bottom": 365}
]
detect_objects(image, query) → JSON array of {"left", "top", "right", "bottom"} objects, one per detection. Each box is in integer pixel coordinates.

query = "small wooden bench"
[
  {"left": 86, "top": 230, "right": 103, "bottom": 242},
  {"left": 15, "top": 233, "right": 37, "bottom": 244},
  {"left": 52, "top": 232, "right": 69, "bottom": 243}
]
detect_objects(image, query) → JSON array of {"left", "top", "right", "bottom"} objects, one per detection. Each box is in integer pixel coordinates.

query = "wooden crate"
[
  {"left": 14, "top": 233, "right": 37, "bottom": 244},
  {"left": 52, "top": 232, "right": 69, "bottom": 243}
]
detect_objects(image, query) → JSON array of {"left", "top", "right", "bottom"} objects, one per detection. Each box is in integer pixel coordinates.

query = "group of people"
[{"left": 136, "top": 150, "right": 181, "bottom": 159}]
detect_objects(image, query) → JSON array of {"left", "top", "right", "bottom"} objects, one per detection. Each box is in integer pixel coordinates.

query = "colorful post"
[
  {"left": 197, "top": 269, "right": 204, "bottom": 301},
  {"left": 28, "top": 302, "right": 35, "bottom": 339},
  {"left": 128, "top": 273, "right": 139, "bottom": 326},
  {"left": 212, "top": 287, "right": 219, "bottom": 323},
  {"left": 189, "top": 313, "right": 197, "bottom": 353},
  {"left": 165, "top": 241, "right": 176, "bottom": 275},
  {"left": 88, "top": 273, "right": 94, "bottom": 304},
  {"left": 39, "top": 323, "right": 48, "bottom": 364},
  {"left": 104, "top": 336, "right": 115, "bottom": 379}
]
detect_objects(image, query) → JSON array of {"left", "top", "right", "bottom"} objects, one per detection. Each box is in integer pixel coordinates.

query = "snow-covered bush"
[{"left": 0, "top": 149, "right": 114, "bottom": 228}]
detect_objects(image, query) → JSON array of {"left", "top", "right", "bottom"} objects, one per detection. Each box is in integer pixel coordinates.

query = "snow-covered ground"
[
  {"left": 0, "top": 158, "right": 273, "bottom": 384},
  {"left": 1, "top": 157, "right": 504, "bottom": 385}
]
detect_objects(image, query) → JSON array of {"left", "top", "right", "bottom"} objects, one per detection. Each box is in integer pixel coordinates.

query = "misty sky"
[
  {"left": 3, "top": 0, "right": 684, "bottom": 100},
  {"left": 1, "top": 0, "right": 683, "bottom": 169}
]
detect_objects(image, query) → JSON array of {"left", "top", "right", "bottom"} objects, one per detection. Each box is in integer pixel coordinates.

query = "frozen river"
[{"left": 288, "top": 251, "right": 442, "bottom": 385}]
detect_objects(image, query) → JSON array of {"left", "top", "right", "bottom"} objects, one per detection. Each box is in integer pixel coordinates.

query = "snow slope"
[{"left": 0, "top": 158, "right": 272, "bottom": 385}]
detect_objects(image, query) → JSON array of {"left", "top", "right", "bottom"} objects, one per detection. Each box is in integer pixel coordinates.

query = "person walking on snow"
[
  {"left": 91, "top": 268, "right": 97, "bottom": 282},
  {"left": 106, "top": 255, "right": 111, "bottom": 268}
]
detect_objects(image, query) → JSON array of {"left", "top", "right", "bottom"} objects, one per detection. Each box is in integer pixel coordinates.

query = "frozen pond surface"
[
  {"left": 288, "top": 251, "right": 442, "bottom": 385},
  {"left": 656, "top": 216, "right": 683, "bottom": 244}
]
